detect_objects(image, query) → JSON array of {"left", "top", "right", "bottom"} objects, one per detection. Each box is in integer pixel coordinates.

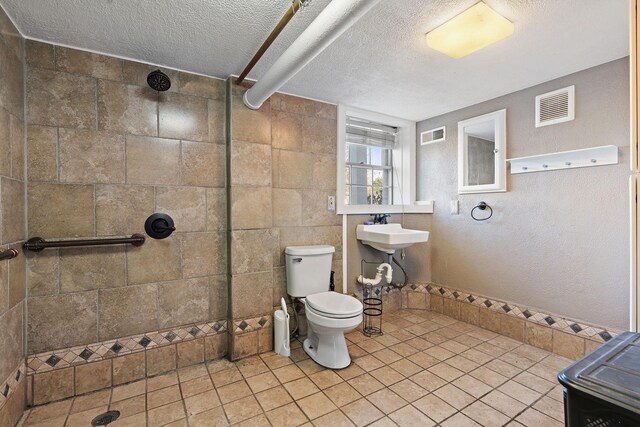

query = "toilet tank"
[{"left": 285, "top": 245, "right": 335, "bottom": 298}]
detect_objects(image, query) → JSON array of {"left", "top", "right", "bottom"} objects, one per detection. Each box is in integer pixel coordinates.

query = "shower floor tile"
[{"left": 18, "top": 309, "right": 568, "bottom": 426}]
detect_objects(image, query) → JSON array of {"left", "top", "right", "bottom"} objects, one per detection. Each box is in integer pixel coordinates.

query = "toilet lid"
[{"left": 305, "top": 292, "right": 363, "bottom": 318}]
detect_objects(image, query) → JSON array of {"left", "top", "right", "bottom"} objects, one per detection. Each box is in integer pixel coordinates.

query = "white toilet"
[{"left": 285, "top": 245, "right": 363, "bottom": 369}]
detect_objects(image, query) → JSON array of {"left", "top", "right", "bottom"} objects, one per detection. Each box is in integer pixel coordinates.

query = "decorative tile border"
[
  {"left": 233, "top": 314, "right": 272, "bottom": 335},
  {"left": 27, "top": 319, "right": 227, "bottom": 374},
  {"left": 406, "top": 282, "right": 621, "bottom": 343},
  {"left": 0, "top": 362, "right": 25, "bottom": 413}
]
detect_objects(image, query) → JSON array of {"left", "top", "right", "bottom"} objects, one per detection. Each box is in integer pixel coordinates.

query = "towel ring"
[{"left": 471, "top": 202, "right": 493, "bottom": 221}]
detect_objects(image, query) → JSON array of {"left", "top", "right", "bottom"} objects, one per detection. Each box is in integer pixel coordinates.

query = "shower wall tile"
[
  {"left": 0, "top": 10, "right": 25, "bottom": 421},
  {"left": 112, "top": 351, "right": 146, "bottom": 386},
  {"left": 28, "top": 293, "right": 98, "bottom": 354},
  {"left": 156, "top": 186, "right": 207, "bottom": 232},
  {"left": 181, "top": 141, "right": 226, "bottom": 187},
  {"left": 126, "top": 238, "right": 182, "bottom": 285},
  {"left": 272, "top": 149, "right": 315, "bottom": 189},
  {"left": 302, "top": 116, "right": 337, "bottom": 155},
  {"left": 59, "top": 247, "right": 126, "bottom": 292},
  {"left": 25, "top": 40, "right": 54, "bottom": 70},
  {"left": 181, "top": 232, "right": 226, "bottom": 278},
  {"left": 1, "top": 177, "right": 25, "bottom": 243},
  {"left": 27, "top": 69, "right": 94, "bottom": 128},
  {"left": 0, "top": 110, "right": 10, "bottom": 176},
  {"left": 98, "top": 284, "right": 158, "bottom": 341},
  {"left": 125, "top": 135, "right": 180, "bottom": 184},
  {"left": 75, "top": 359, "right": 111, "bottom": 395},
  {"left": 272, "top": 189, "right": 302, "bottom": 228},
  {"left": 7, "top": 249, "right": 25, "bottom": 307},
  {"left": 26, "top": 125, "right": 58, "bottom": 182},
  {"left": 230, "top": 141, "right": 272, "bottom": 186},
  {"left": 178, "top": 72, "right": 225, "bottom": 100},
  {"left": 230, "top": 229, "right": 277, "bottom": 275},
  {"left": 24, "top": 42, "right": 228, "bottom": 356},
  {"left": 26, "top": 251, "right": 59, "bottom": 297},
  {"left": 210, "top": 275, "right": 228, "bottom": 320},
  {"left": 158, "top": 278, "right": 209, "bottom": 328},
  {"left": 208, "top": 99, "right": 226, "bottom": 144},
  {"left": 58, "top": 129, "right": 125, "bottom": 184},
  {"left": 55, "top": 47, "right": 123, "bottom": 80},
  {"left": 9, "top": 115, "right": 24, "bottom": 180},
  {"left": 97, "top": 80, "right": 157, "bottom": 136},
  {"left": 206, "top": 188, "right": 227, "bottom": 231},
  {"left": 0, "top": 303, "right": 23, "bottom": 384},
  {"left": 231, "top": 186, "right": 272, "bottom": 230},
  {"left": 33, "top": 367, "right": 74, "bottom": 405},
  {"left": 231, "top": 91, "right": 271, "bottom": 145},
  {"left": 301, "top": 189, "right": 342, "bottom": 226},
  {"left": 231, "top": 271, "right": 273, "bottom": 320},
  {"left": 311, "top": 154, "right": 337, "bottom": 190},
  {"left": 27, "top": 183, "right": 94, "bottom": 238},
  {"left": 0, "top": 39, "right": 24, "bottom": 119},
  {"left": 159, "top": 92, "right": 209, "bottom": 142},
  {"left": 272, "top": 110, "right": 303, "bottom": 151},
  {"left": 271, "top": 92, "right": 337, "bottom": 120},
  {"left": 95, "top": 184, "right": 155, "bottom": 236}
]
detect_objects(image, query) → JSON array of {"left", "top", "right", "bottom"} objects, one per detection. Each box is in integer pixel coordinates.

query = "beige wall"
[
  {"left": 228, "top": 83, "right": 341, "bottom": 359},
  {"left": 24, "top": 41, "right": 228, "bottom": 354},
  {"left": 417, "top": 57, "right": 630, "bottom": 330},
  {"left": 0, "top": 5, "right": 26, "bottom": 426}
]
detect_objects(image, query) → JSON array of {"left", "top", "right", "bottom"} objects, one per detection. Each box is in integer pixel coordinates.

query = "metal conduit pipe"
[{"left": 243, "top": 0, "right": 381, "bottom": 110}]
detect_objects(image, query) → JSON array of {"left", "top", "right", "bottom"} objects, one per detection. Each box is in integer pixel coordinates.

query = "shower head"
[{"left": 147, "top": 69, "right": 171, "bottom": 91}]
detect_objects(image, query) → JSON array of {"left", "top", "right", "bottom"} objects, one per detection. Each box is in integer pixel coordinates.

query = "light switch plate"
[
  {"left": 450, "top": 200, "right": 459, "bottom": 215},
  {"left": 328, "top": 195, "right": 336, "bottom": 212}
]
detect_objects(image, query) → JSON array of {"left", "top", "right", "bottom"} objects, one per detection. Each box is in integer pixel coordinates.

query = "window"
[
  {"left": 345, "top": 118, "right": 396, "bottom": 206},
  {"left": 337, "top": 105, "right": 433, "bottom": 215}
]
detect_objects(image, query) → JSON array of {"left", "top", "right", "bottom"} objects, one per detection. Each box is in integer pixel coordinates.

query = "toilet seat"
[{"left": 305, "top": 292, "right": 363, "bottom": 319}]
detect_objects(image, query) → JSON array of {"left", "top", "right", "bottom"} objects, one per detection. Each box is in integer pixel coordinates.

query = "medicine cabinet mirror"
[{"left": 457, "top": 109, "right": 507, "bottom": 194}]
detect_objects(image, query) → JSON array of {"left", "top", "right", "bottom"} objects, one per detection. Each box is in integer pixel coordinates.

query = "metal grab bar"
[
  {"left": 24, "top": 234, "right": 146, "bottom": 252},
  {"left": 0, "top": 248, "right": 19, "bottom": 261}
]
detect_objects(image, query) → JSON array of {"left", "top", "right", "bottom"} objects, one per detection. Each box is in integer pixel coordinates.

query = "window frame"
[
  {"left": 345, "top": 142, "right": 394, "bottom": 206},
  {"left": 337, "top": 104, "right": 434, "bottom": 215}
]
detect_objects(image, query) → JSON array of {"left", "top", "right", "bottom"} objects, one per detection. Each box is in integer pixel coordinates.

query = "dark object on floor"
[
  {"left": 145, "top": 213, "right": 176, "bottom": 239},
  {"left": 91, "top": 410, "right": 120, "bottom": 426},
  {"left": 558, "top": 332, "right": 640, "bottom": 426},
  {"left": 147, "top": 69, "right": 171, "bottom": 91}
]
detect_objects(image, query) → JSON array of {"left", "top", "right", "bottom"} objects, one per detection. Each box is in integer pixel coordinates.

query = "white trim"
[
  {"left": 337, "top": 104, "right": 433, "bottom": 214},
  {"left": 457, "top": 109, "right": 507, "bottom": 194},
  {"left": 342, "top": 215, "right": 348, "bottom": 295},
  {"left": 631, "top": 175, "right": 638, "bottom": 332}
]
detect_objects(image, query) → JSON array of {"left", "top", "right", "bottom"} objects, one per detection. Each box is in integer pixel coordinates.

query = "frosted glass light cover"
[{"left": 426, "top": 2, "right": 514, "bottom": 59}]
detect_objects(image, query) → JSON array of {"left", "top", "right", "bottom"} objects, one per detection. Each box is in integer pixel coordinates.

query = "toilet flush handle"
[{"left": 292, "top": 258, "right": 303, "bottom": 263}]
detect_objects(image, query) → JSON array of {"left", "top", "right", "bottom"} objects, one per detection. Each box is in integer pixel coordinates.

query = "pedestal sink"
[{"left": 356, "top": 223, "right": 429, "bottom": 254}]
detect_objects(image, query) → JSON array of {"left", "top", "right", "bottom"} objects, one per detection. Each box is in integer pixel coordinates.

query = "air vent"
[
  {"left": 420, "top": 126, "right": 446, "bottom": 145},
  {"left": 535, "top": 85, "right": 575, "bottom": 128}
]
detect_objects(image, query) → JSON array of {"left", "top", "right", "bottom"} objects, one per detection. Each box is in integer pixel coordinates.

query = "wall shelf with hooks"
[{"left": 508, "top": 145, "right": 619, "bottom": 174}]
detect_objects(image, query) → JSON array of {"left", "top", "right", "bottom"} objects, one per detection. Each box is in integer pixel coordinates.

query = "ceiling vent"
[
  {"left": 420, "top": 126, "right": 446, "bottom": 145},
  {"left": 535, "top": 85, "right": 575, "bottom": 128}
]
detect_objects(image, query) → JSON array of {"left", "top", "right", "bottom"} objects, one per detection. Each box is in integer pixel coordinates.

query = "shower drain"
[{"left": 91, "top": 410, "right": 121, "bottom": 426}]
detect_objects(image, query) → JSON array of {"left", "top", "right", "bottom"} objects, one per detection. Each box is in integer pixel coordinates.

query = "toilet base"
[{"left": 303, "top": 326, "right": 352, "bottom": 369}]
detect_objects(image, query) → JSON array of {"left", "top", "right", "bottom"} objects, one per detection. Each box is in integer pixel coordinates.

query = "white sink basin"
[{"left": 356, "top": 223, "right": 429, "bottom": 254}]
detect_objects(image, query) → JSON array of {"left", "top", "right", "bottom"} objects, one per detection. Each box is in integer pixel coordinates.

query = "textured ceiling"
[{"left": 0, "top": 0, "right": 629, "bottom": 121}]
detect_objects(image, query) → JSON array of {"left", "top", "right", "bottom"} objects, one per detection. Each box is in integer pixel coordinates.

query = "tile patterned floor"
[{"left": 18, "top": 309, "right": 569, "bottom": 426}]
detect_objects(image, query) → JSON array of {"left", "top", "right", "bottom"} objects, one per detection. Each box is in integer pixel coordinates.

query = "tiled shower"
[{"left": 0, "top": 6, "right": 343, "bottom": 423}]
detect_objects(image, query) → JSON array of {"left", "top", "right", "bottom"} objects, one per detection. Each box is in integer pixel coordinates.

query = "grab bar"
[
  {"left": 0, "top": 249, "right": 19, "bottom": 261},
  {"left": 24, "top": 234, "right": 146, "bottom": 252}
]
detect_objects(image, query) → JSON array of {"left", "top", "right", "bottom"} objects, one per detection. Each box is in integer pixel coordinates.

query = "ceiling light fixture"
[{"left": 426, "top": 2, "right": 514, "bottom": 59}]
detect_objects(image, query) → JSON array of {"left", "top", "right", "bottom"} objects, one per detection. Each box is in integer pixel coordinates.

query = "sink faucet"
[{"left": 371, "top": 214, "right": 390, "bottom": 224}]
